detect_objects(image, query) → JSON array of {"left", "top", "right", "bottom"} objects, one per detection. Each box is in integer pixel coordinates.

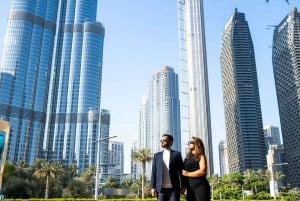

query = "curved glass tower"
[
  {"left": 0, "top": 1, "right": 59, "bottom": 164},
  {"left": 178, "top": 0, "right": 213, "bottom": 175},
  {"left": 0, "top": 0, "right": 105, "bottom": 171},
  {"left": 44, "top": 0, "right": 105, "bottom": 171}
]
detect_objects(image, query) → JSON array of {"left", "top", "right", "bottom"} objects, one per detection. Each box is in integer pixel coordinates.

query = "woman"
[{"left": 182, "top": 136, "right": 210, "bottom": 201}]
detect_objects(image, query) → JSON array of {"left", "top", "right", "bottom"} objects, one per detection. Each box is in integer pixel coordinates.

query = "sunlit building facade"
[
  {"left": 220, "top": 9, "right": 266, "bottom": 173},
  {"left": 264, "top": 124, "right": 281, "bottom": 148},
  {"left": 108, "top": 141, "right": 124, "bottom": 184},
  {"left": 98, "top": 109, "right": 110, "bottom": 184},
  {"left": 130, "top": 136, "right": 139, "bottom": 180},
  {"left": 149, "top": 66, "right": 181, "bottom": 154},
  {"left": 272, "top": 7, "right": 300, "bottom": 187},
  {"left": 0, "top": 1, "right": 59, "bottom": 164},
  {"left": 178, "top": 0, "right": 213, "bottom": 175},
  {"left": 219, "top": 140, "right": 229, "bottom": 177},
  {"left": 0, "top": 0, "right": 105, "bottom": 171}
]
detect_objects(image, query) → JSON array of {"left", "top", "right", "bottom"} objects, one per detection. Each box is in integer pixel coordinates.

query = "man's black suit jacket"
[{"left": 150, "top": 150, "right": 186, "bottom": 193}]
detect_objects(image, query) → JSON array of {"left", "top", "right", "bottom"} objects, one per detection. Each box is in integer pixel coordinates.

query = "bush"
[{"left": 254, "top": 191, "right": 271, "bottom": 200}]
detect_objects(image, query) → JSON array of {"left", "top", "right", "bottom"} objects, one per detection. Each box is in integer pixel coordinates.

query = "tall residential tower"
[
  {"left": 149, "top": 66, "right": 181, "bottom": 153},
  {"left": 138, "top": 66, "right": 181, "bottom": 178},
  {"left": 220, "top": 9, "right": 266, "bottom": 173},
  {"left": 272, "top": 7, "right": 300, "bottom": 187}
]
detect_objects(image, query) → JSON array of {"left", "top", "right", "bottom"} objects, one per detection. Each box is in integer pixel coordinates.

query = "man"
[{"left": 151, "top": 134, "right": 186, "bottom": 201}]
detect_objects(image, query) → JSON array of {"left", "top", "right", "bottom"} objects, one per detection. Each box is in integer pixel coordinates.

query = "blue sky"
[{"left": 0, "top": 0, "right": 299, "bottom": 174}]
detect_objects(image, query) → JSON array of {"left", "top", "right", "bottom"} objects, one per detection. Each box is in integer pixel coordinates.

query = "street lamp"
[
  {"left": 94, "top": 135, "right": 117, "bottom": 200},
  {"left": 269, "top": 163, "right": 288, "bottom": 200}
]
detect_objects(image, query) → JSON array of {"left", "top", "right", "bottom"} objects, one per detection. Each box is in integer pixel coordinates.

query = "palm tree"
[
  {"left": 15, "top": 160, "right": 29, "bottom": 178},
  {"left": 208, "top": 174, "right": 220, "bottom": 200},
  {"left": 274, "top": 171, "right": 285, "bottom": 182},
  {"left": 256, "top": 169, "right": 269, "bottom": 192},
  {"left": 121, "top": 177, "right": 134, "bottom": 189},
  {"left": 274, "top": 171, "right": 285, "bottom": 191},
  {"left": 265, "top": 0, "right": 289, "bottom": 4},
  {"left": 223, "top": 173, "right": 243, "bottom": 189},
  {"left": 66, "top": 163, "right": 78, "bottom": 179},
  {"left": 243, "top": 169, "right": 257, "bottom": 193},
  {"left": 103, "top": 176, "right": 119, "bottom": 188},
  {"left": 33, "top": 160, "right": 65, "bottom": 199},
  {"left": 79, "top": 166, "right": 95, "bottom": 192},
  {"left": 132, "top": 148, "right": 153, "bottom": 199}
]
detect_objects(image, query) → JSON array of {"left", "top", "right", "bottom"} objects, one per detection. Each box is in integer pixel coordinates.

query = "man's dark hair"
[{"left": 162, "top": 134, "right": 173, "bottom": 142}]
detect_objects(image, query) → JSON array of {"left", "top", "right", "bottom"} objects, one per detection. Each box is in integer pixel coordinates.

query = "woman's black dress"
[{"left": 183, "top": 156, "right": 211, "bottom": 201}]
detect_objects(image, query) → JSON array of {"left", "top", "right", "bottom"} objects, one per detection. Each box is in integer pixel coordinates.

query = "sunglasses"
[
  {"left": 188, "top": 141, "right": 195, "bottom": 145},
  {"left": 160, "top": 139, "right": 168, "bottom": 143}
]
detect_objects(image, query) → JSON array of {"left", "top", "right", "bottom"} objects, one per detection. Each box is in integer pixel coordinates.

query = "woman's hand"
[{"left": 182, "top": 169, "right": 189, "bottom": 176}]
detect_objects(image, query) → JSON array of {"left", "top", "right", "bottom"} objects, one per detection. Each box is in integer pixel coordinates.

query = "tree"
[
  {"left": 102, "top": 176, "right": 119, "bottom": 188},
  {"left": 132, "top": 148, "right": 153, "bottom": 199},
  {"left": 66, "top": 163, "right": 78, "bottom": 179},
  {"left": 265, "top": 0, "right": 289, "bottom": 4},
  {"left": 208, "top": 174, "right": 220, "bottom": 199},
  {"left": 62, "top": 179, "right": 90, "bottom": 198},
  {"left": 223, "top": 172, "right": 243, "bottom": 188},
  {"left": 3, "top": 176, "right": 30, "bottom": 198},
  {"left": 121, "top": 177, "right": 134, "bottom": 189},
  {"left": 78, "top": 166, "right": 95, "bottom": 193},
  {"left": 243, "top": 169, "right": 257, "bottom": 192},
  {"left": 274, "top": 171, "right": 285, "bottom": 183},
  {"left": 2, "top": 162, "right": 15, "bottom": 182},
  {"left": 33, "top": 160, "right": 65, "bottom": 199},
  {"left": 15, "top": 160, "right": 29, "bottom": 178},
  {"left": 255, "top": 169, "right": 269, "bottom": 192}
]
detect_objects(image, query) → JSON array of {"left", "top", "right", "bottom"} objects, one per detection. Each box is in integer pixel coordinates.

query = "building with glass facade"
[
  {"left": 272, "top": 7, "right": 300, "bottom": 187},
  {"left": 220, "top": 9, "right": 266, "bottom": 173},
  {"left": 178, "top": 0, "right": 213, "bottom": 175},
  {"left": 98, "top": 109, "right": 111, "bottom": 184},
  {"left": 218, "top": 140, "right": 229, "bottom": 177},
  {"left": 0, "top": 0, "right": 105, "bottom": 171},
  {"left": 130, "top": 136, "right": 139, "bottom": 180},
  {"left": 139, "top": 66, "right": 181, "bottom": 179},
  {"left": 148, "top": 66, "right": 181, "bottom": 153},
  {"left": 264, "top": 124, "right": 281, "bottom": 147},
  {"left": 0, "top": 1, "right": 59, "bottom": 164},
  {"left": 108, "top": 141, "right": 124, "bottom": 184}
]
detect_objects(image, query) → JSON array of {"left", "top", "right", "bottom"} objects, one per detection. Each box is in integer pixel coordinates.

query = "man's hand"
[{"left": 151, "top": 188, "right": 157, "bottom": 197}]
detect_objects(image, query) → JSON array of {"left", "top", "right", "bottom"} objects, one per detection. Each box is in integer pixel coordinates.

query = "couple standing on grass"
[{"left": 151, "top": 134, "right": 210, "bottom": 201}]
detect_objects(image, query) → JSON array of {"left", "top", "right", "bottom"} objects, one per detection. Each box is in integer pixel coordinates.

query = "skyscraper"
[
  {"left": 108, "top": 141, "right": 124, "bottom": 184},
  {"left": 98, "top": 109, "right": 110, "bottom": 184},
  {"left": 220, "top": 9, "right": 266, "bottom": 173},
  {"left": 149, "top": 66, "right": 181, "bottom": 153},
  {"left": 130, "top": 136, "right": 139, "bottom": 180},
  {"left": 140, "top": 66, "right": 181, "bottom": 179},
  {"left": 264, "top": 124, "right": 281, "bottom": 147},
  {"left": 0, "top": 1, "right": 59, "bottom": 164},
  {"left": 138, "top": 94, "right": 149, "bottom": 149},
  {"left": 219, "top": 140, "right": 229, "bottom": 177},
  {"left": 272, "top": 7, "right": 300, "bottom": 187},
  {"left": 44, "top": 0, "right": 105, "bottom": 171},
  {"left": 178, "top": 0, "right": 213, "bottom": 175},
  {"left": 0, "top": 0, "right": 105, "bottom": 171}
]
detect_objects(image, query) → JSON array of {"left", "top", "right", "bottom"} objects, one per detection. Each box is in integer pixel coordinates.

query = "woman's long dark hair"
[{"left": 186, "top": 136, "right": 205, "bottom": 161}]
